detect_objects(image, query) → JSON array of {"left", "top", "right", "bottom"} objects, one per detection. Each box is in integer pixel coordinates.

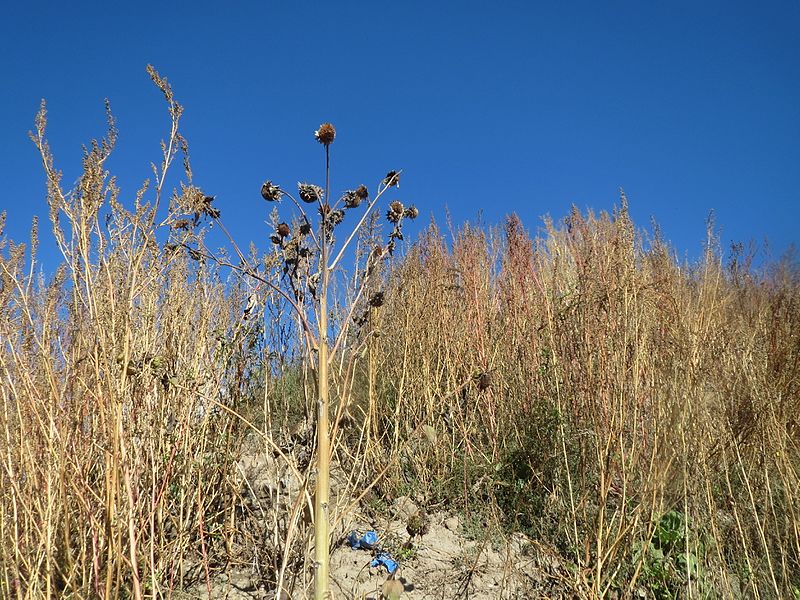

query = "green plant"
[{"left": 631, "top": 511, "right": 708, "bottom": 599}]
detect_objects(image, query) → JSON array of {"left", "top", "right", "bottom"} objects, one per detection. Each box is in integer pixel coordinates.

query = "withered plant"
[{"left": 179, "top": 123, "right": 418, "bottom": 597}]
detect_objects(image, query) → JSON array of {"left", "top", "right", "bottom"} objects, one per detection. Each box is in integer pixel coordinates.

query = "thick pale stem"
[{"left": 314, "top": 145, "right": 332, "bottom": 599}]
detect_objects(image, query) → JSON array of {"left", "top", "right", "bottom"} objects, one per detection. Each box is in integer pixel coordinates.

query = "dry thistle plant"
[{"left": 178, "top": 121, "right": 418, "bottom": 598}]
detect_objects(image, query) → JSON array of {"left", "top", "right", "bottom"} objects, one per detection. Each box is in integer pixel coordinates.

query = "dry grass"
[
  {"left": 1, "top": 73, "right": 799, "bottom": 599},
  {"left": 373, "top": 204, "right": 800, "bottom": 598}
]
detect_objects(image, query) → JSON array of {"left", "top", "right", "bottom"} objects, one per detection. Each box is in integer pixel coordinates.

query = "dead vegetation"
[{"left": 1, "top": 70, "right": 799, "bottom": 599}]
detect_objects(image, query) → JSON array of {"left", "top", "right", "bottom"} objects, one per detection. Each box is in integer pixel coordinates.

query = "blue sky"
[{"left": 1, "top": 1, "right": 798, "bottom": 271}]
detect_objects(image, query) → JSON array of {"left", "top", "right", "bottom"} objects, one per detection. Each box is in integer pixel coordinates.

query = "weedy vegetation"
[{"left": 1, "top": 68, "right": 799, "bottom": 599}]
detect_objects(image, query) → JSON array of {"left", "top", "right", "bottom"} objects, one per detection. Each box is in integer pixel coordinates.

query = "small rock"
[
  {"left": 392, "top": 496, "right": 419, "bottom": 520},
  {"left": 444, "top": 516, "right": 461, "bottom": 532},
  {"left": 229, "top": 571, "right": 255, "bottom": 591},
  {"left": 509, "top": 531, "right": 529, "bottom": 555}
]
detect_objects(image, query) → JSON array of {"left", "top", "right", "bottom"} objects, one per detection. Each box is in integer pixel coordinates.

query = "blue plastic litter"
[
  {"left": 347, "top": 530, "right": 379, "bottom": 550},
  {"left": 370, "top": 552, "right": 399, "bottom": 574}
]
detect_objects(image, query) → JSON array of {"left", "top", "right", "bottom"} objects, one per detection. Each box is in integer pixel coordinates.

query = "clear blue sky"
[{"left": 2, "top": 1, "right": 798, "bottom": 271}]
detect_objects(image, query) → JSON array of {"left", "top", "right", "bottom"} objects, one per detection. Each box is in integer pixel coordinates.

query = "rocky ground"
[{"left": 173, "top": 439, "right": 572, "bottom": 599}]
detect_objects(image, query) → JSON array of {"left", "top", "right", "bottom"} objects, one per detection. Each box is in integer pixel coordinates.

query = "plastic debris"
[
  {"left": 347, "top": 530, "right": 379, "bottom": 550},
  {"left": 370, "top": 551, "right": 399, "bottom": 575}
]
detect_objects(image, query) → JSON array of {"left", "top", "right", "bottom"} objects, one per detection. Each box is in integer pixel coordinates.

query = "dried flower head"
[
  {"left": 404, "top": 205, "right": 419, "bottom": 219},
  {"left": 355, "top": 184, "right": 369, "bottom": 200},
  {"left": 261, "top": 180, "right": 283, "bottom": 202},
  {"left": 341, "top": 189, "right": 362, "bottom": 209},
  {"left": 201, "top": 196, "right": 220, "bottom": 219},
  {"left": 369, "top": 291, "right": 385, "bottom": 307},
  {"left": 387, "top": 200, "right": 404, "bottom": 223},
  {"left": 299, "top": 222, "right": 312, "bottom": 236},
  {"left": 477, "top": 372, "right": 493, "bottom": 391},
  {"left": 277, "top": 222, "right": 290, "bottom": 238},
  {"left": 298, "top": 183, "right": 324, "bottom": 203},
  {"left": 407, "top": 508, "right": 429, "bottom": 538},
  {"left": 329, "top": 209, "right": 345, "bottom": 226},
  {"left": 314, "top": 123, "right": 336, "bottom": 145},
  {"left": 270, "top": 234, "right": 282, "bottom": 245},
  {"left": 383, "top": 170, "right": 401, "bottom": 188}
]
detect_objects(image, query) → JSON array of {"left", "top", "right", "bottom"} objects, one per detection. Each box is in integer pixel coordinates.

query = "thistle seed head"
[
  {"left": 277, "top": 222, "right": 290, "bottom": 238},
  {"left": 369, "top": 291, "right": 385, "bottom": 307},
  {"left": 329, "top": 209, "right": 345, "bottom": 226},
  {"left": 477, "top": 372, "right": 493, "bottom": 391},
  {"left": 404, "top": 205, "right": 419, "bottom": 219},
  {"left": 314, "top": 123, "right": 336, "bottom": 146},
  {"left": 201, "top": 196, "right": 220, "bottom": 219},
  {"left": 342, "top": 189, "right": 362, "bottom": 209},
  {"left": 383, "top": 170, "right": 401, "bottom": 188},
  {"left": 261, "top": 181, "right": 283, "bottom": 202},
  {"left": 298, "top": 183, "right": 324, "bottom": 203},
  {"left": 387, "top": 200, "right": 404, "bottom": 223}
]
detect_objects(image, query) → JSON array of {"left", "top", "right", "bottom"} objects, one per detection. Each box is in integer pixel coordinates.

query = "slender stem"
[
  {"left": 314, "top": 144, "right": 332, "bottom": 600},
  {"left": 281, "top": 190, "right": 321, "bottom": 250},
  {"left": 328, "top": 173, "right": 400, "bottom": 272},
  {"left": 181, "top": 244, "right": 318, "bottom": 351}
]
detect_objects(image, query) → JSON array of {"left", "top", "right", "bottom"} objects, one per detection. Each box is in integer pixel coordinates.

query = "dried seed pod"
[
  {"left": 298, "top": 183, "right": 324, "bottom": 203},
  {"left": 261, "top": 180, "right": 283, "bottom": 201},
  {"left": 407, "top": 509, "right": 429, "bottom": 538},
  {"left": 314, "top": 122, "right": 336, "bottom": 145},
  {"left": 202, "top": 196, "right": 220, "bottom": 219},
  {"left": 172, "top": 218, "right": 191, "bottom": 230},
  {"left": 355, "top": 184, "right": 369, "bottom": 200},
  {"left": 477, "top": 372, "right": 493, "bottom": 391},
  {"left": 270, "top": 235, "right": 282, "bottom": 245},
  {"left": 329, "top": 209, "right": 345, "bottom": 226},
  {"left": 404, "top": 205, "right": 419, "bottom": 219},
  {"left": 277, "top": 222, "right": 290, "bottom": 238},
  {"left": 369, "top": 291, "right": 385, "bottom": 307},
  {"left": 299, "top": 222, "right": 312, "bottom": 236},
  {"left": 387, "top": 200, "right": 404, "bottom": 223},
  {"left": 383, "top": 170, "right": 401, "bottom": 188},
  {"left": 341, "top": 189, "right": 362, "bottom": 209}
]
